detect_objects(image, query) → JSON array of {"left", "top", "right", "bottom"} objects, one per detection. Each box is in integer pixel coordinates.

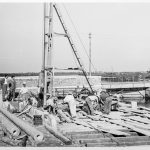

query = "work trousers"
[
  {"left": 12, "top": 88, "right": 16, "bottom": 101},
  {"left": 103, "top": 97, "right": 112, "bottom": 114},
  {"left": 83, "top": 97, "right": 95, "bottom": 115},
  {"left": 2, "top": 84, "right": 7, "bottom": 101}
]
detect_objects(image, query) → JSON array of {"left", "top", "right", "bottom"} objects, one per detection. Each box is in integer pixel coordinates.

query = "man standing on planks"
[
  {"left": 6, "top": 75, "right": 16, "bottom": 101},
  {"left": 11, "top": 75, "right": 16, "bottom": 101},
  {"left": 99, "top": 91, "right": 113, "bottom": 114},
  {"left": 2, "top": 74, "right": 8, "bottom": 101}
]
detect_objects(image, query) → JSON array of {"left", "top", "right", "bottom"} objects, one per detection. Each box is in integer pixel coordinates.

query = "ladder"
[
  {"left": 53, "top": 3, "right": 94, "bottom": 93},
  {"left": 43, "top": 3, "right": 94, "bottom": 105}
]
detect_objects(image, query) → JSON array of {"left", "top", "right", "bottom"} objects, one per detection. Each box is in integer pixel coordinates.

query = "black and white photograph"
[{"left": 1, "top": 0, "right": 150, "bottom": 148}]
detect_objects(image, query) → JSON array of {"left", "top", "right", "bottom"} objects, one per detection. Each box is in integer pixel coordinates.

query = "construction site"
[{"left": 1, "top": 3, "right": 150, "bottom": 148}]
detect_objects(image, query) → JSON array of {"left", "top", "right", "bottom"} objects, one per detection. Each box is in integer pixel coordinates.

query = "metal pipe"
[
  {"left": 42, "top": 3, "right": 46, "bottom": 71},
  {"left": 43, "top": 3, "right": 47, "bottom": 106},
  {"left": 0, "top": 107, "right": 44, "bottom": 142},
  {"left": 89, "top": 33, "right": 91, "bottom": 77},
  {"left": 47, "top": 3, "right": 54, "bottom": 97}
]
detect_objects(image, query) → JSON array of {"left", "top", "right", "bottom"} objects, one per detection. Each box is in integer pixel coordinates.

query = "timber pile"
[{"left": 1, "top": 101, "right": 150, "bottom": 147}]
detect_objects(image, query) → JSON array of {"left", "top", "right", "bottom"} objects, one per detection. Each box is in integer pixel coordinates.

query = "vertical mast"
[
  {"left": 47, "top": 3, "right": 54, "bottom": 96},
  {"left": 43, "top": 3, "right": 54, "bottom": 106},
  {"left": 42, "top": 3, "right": 46, "bottom": 71},
  {"left": 43, "top": 3, "right": 47, "bottom": 106},
  {"left": 47, "top": 3, "right": 53, "bottom": 68},
  {"left": 89, "top": 33, "right": 92, "bottom": 77}
]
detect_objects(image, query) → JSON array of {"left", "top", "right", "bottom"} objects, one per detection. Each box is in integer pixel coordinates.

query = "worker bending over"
[
  {"left": 63, "top": 92, "right": 77, "bottom": 118},
  {"left": 82, "top": 94, "right": 99, "bottom": 115},
  {"left": 99, "top": 91, "right": 113, "bottom": 114}
]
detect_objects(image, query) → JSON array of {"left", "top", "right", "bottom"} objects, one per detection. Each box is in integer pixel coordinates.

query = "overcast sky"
[{"left": 0, "top": 2, "right": 150, "bottom": 73}]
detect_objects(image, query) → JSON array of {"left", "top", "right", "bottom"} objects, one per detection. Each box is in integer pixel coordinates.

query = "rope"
[
  {"left": 62, "top": 4, "right": 103, "bottom": 89},
  {"left": 62, "top": 4, "right": 97, "bottom": 71}
]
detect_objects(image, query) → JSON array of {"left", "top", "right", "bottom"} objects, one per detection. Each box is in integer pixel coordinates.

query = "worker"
[
  {"left": 7, "top": 75, "right": 16, "bottom": 101},
  {"left": 111, "top": 92, "right": 123, "bottom": 110},
  {"left": 2, "top": 75, "right": 8, "bottom": 101},
  {"left": 37, "top": 70, "right": 44, "bottom": 88},
  {"left": 20, "top": 82, "right": 28, "bottom": 95},
  {"left": 37, "top": 87, "right": 44, "bottom": 108},
  {"left": 99, "top": 91, "right": 113, "bottom": 114},
  {"left": 1, "top": 83, "right": 16, "bottom": 112},
  {"left": 63, "top": 92, "right": 77, "bottom": 118},
  {"left": 5, "top": 83, "right": 13, "bottom": 101},
  {"left": 80, "top": 86, "right": 90, "bottom": 95},
  {"left": 18, "top": 82, "right": 30, "bottom": 112},
  {"left": 113, "top": 93, "right": 122, "bottom": 102},
  {"left": 82, "top": 94, "right": 99, "bottom": 115},
  {"left": 11, "top": 75, "right": 16, "bottom": 101},
  {"left": 18, "top": 82, "right": 29, "bottom": 102},
  {"left": 46, "top": 97, "right": 58, "bottom": 114}
]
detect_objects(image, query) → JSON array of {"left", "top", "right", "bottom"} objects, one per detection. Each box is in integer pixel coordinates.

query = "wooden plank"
[
  {"left": 91, "top": 120, "right": 128, "bottom": 130},
  {"left": 122, "top": 118, "right": 150, "bottom": 130},
  {"left": 130, "top": 109, "right": 146, "bottom": 114},
  {"left": 129, "top": 116, "right": 150, "bottom": 124},
  {"left": 79, "top": 136, "right": 150, "bottom": 147},
  {"left": 70, "top": 131, "right": 136, "bottom": 139},
  {"left": 76, "top": 135, "right": 150, "bottom": 143},
  {"left": 143, "top": 113, "right": 150, "bottom": 119},
  {"left": 66, "top": 131, "right": 98, "bottom": 135},
  {"left": 86, "top": 121, "right": 130, "bottom": 136},
  {"left": 71, "top": 133, "right": 106, "bottom": 139},
  {"left": 86, "top": 141, "right": 150, "bottom": 147},
  {"left": 85, "top": 142, "right": 117, "bottom": 147},
  {"left": 119, "top": 108, "right": 150, "bottom": 119},
  {"left": 79, "top": 111, "right": 99, "bottom": 121},
  {"left": 139, "top": 106, "right": 150, "bottom": 112},
  {"left": 73, "top": 112, "right": 129, "bottom": 136},
  {"left": 118, "top": 109, "right": 149, "bottom": 118},
  {"left": 73, "top": 119, "right": 129, "bottom": 136},
  {"left": 106, "top": 119, "right": 150, "bottom": 136}
]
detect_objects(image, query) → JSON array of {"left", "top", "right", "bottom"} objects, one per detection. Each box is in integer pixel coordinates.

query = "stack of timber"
[{"left": 1, "top": 101, "right": 150, "bottom": 147}]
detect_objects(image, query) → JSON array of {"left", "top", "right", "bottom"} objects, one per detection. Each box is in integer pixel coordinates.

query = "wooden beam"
[
  {"left": 106, "top": 119, "right": 150, "bottom": 136},
  {"left": 129, "top": 116, "right": 150, "bottom": 124}
]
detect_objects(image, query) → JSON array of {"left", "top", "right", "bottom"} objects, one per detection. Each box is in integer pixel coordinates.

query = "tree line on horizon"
[{"left": 0, "top": 71, "right": 150, "bottom": 82}]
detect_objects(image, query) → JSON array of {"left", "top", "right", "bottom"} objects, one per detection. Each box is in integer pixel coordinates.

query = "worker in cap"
[
  {"left": 19, "top": 81, "right": 28, "bottom": 98},
  {"left": 18, "top": 81, "right": 29, "bottom": 111}
]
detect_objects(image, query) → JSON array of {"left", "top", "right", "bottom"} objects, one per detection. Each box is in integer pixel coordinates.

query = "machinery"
[{"left": 41, "top": 3, "right": 94, "bottom": 106}]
